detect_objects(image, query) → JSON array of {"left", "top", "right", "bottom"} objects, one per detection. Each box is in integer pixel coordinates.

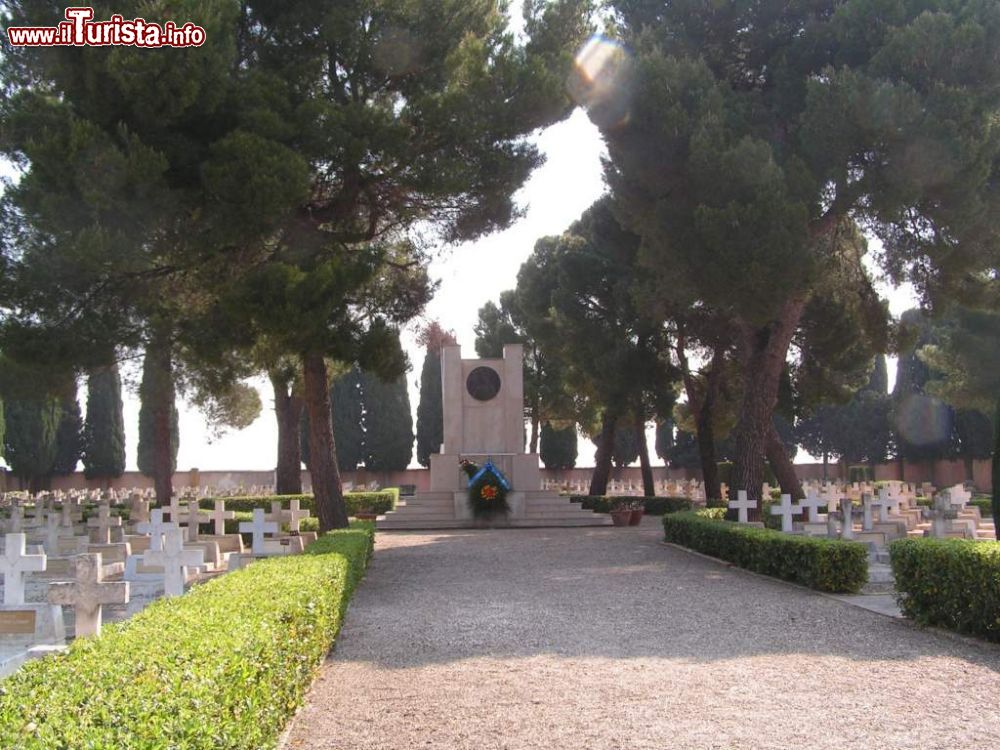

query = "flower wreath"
[{"left": 461, "top": 458, "right": 511, "bottom": 518}]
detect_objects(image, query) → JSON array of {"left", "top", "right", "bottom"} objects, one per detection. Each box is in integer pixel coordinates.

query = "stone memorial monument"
[{"left": 380, "top": 344, "right": 609, "bottom": 529}]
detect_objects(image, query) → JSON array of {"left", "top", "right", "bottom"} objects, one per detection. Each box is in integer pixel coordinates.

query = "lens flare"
[{"left": 569, "top": 34, "right": 632, "bottom": 129}]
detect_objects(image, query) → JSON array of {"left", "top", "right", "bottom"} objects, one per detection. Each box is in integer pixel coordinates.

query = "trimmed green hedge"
[
  {"left": 890, "top": 537, "right": 1000, "bottom": 642},
  {"left": 663, "top": 512, "right": 869, "bottom": 593},
  {"left": 198, "top": 489, "right": 399, "bottom": 516},
  {"left": 0, "top": 523, "right": 375, "bottom": 748},
  {"left": 570, "top": 496, "right": 692, "bottom": 515}
]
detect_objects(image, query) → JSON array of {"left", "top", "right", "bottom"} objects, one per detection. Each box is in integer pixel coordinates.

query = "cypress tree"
[
  {"left": 137, "top": 346, "right": 179, "bottom": 486},
  {"left": 83, "top": 364, "right": 126, "bottom": 480},
  {"left": 331, "top": 366, "right": 365, "bottom": 472},
  {"left": 363, "top": 370, "right": 414, "bottom": 472},
  {"left": 540, "top": 422, "right": 578, "bottom": 470},
  {"left": 415, "top": 322, "right": 456, "bottom": 467},
  {"left": 415, "top": 351, "right": 443, "bottom": 467},
  {"left": 3, "top": 397, "right": 60, "bottom": 492},
  {"left": 52, "top": 390, "right": 83, "bottom": 476}
]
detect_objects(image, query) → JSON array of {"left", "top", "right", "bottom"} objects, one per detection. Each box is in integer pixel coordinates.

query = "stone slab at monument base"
[{"left": 377, "top": 486, "right": 611, "bottom": 530}]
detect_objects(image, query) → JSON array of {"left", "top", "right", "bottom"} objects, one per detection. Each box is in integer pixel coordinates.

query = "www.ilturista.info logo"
[{"left": 6, "top": 7, "right": 206, "bottom": 47}]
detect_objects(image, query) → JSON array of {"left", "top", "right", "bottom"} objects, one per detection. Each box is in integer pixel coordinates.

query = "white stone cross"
[
  {"left": 930, "top": 492, "right": 960, "bottom": 538},
  {"left": 181, "top": 499, "right": 209, "bottom": 542},
  {"left": 87, "top": 503, "right": 122, "bottom": 544},
  {"left": 769, "top": 494, "right": 802, "bottom": 533},
  {"left": 48, "top": 552, "right": 129, "bottom": 637},
  {"left": 861, "top": 493, "right": 875, "bottom": 531},
  {"left": 8, "top": 504, "right": 23, "bottom": 533},
  {"left": 135, "top": 508, "right": 176, "bottom": 552},
  {"left": 239, "top": 508, "right": 278, "bottom": 555},
  {"left": 266, "top": 500, "right": 284, "bottom": 525},
  {"left": 1, "top": 533, "right": 47, "bottom": 605},
  {"left": 874, "top": 488, "right": 903, "bottom": 522},
  {"left": 284, "top": 499, "right": 311, "bottom": 533},
  {"left": 839, "top": 498, "right": 855, "bottom": 540},
  {"left": 728, "top": 490, "right": 755, "bottom": 524},
  {"left": 60, "top": 501, "right": 81, "bottom": 528},
  {"left": 209, "top": 500, "right": 235, "bottom": 536},
  {"left": 165, "top": 495, "right": 183, "bottom": 524},
  {"left": 799, "top": 488, "right": 826, "bottom": 523},
  {"left": 140, "top": 528, "right": 204, "bottom": 597},
  {"left": 44, "top": 512, "right": 63, "bottom": 555}
]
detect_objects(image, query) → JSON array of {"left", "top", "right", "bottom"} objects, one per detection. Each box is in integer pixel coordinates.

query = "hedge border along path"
[
  {"left": 663, "top": 512, "right": 869, "bottom": 593},
  {"left": 0, "top": 523, "right": 375, "bottom": 750},
  {"left": 890, "top": 537, "right": 1000, "bottom": 642},
  {"left": 196, "top": 490, "right": 400, "bottom": 516}
]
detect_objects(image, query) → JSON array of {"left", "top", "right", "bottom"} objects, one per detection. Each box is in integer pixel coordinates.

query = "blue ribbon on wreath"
[{"left": 468, "top": 459, "right": 511, "bottom": 491}]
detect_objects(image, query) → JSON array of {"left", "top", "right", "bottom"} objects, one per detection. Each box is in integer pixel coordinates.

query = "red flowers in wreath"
[{"left": 480, "top": 485, "right": 498, "bottom": 501}]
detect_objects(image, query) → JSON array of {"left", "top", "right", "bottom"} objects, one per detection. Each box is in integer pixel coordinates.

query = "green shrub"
[
  {"left": 889, "top": 537, "right": 1000, "bottom": 641},
  {"left": 199, "top": 489, "right": 399, "bottom": 517},
  {"left": 0, "top": 524, "right": 374, "bottom": 748},
  {"left": 570, "top": 495, "right": 692, "bottom": 515},
  {"left": 970, "top": 497, "right": 993, "bottom": 517},
  {"left": 662, "top": 512, "right": 868, "bottom": 593}
]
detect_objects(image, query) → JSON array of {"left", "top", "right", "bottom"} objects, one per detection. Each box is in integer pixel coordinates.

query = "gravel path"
[{"left": 281, "top": 518, "right": 1000, "bottom": 750}]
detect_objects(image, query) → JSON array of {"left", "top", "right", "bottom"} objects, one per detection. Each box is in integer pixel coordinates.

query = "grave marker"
[{"left": 48, "top": 553, "right": 129, "bottom": 637}]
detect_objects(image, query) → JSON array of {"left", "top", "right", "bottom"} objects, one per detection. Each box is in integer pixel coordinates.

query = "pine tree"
[
  {"left": 52, "top": 389, "right": 83, "bottom": 476},
  {"left": 3, "top": 396, "right": 60, "bottom": 492},
  {"left": 580, "top": 0, "right": 1000, "bottom": 508},
  {"left": 362, "top": 370, "right": 414, "bottom": 472},
  {"left": 331, "top": 366, "right": 365, "bottom": 472},
  {"left": 82, "top": 364, "right": 126, "bottom": 481},
  {"left": 539, "top": 422, "right": 578, "bottom": 469}
]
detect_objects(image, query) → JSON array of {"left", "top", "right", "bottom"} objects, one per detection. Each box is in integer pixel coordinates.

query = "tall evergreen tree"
[
  {"left": 363, "top": 371, "right": 414, "bottom": 472},
  {"left": 654, "top": 420, "right": 674, "bottom": 464},
  {"left": 52, "top": 389, "right": 83, "bottom": 476},
  {"left": 540, "top": 422, "right": 578, "bottom": 470},
  {"left": 892, "top": 310, "right": 954, "bottom": 467},
  {"left": 331, "top": 366, "right": 365, "bottom": 473},
  {"left": 920, "top": 306, "right": 1000, "bottom": 535},
  {"left": 415, "top": 322, "right": 457, "bottom": 467},
  {"left": 82, "top": 364, "right": 126, "bottom": 481},
  {"left": 137, "top": 345, "right": 179, "bottom": 489},
  {"left": 3, "top": 396, "right": 60, "bottom": 492}
]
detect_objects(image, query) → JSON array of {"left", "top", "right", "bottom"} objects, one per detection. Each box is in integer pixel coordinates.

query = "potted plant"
[
  {"left": 609, "top": 500, "right": 632, "bottom": 527},
  {"left": 628, "top": 500, "right": 645, "bottom": 526}
]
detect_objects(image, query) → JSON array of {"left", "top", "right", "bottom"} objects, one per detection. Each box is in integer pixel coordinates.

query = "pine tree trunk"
[
  {"left": 270, "top": 371, "right": 304, "bottom": 495},
  {"left": 766, "top": 420, "right": 804, "bottom": 499},
  {"left": 992, "top": 397, "right": 999, "bottom": 540},
  {"left": 696, "top": 410, "right": 721, "bottom": 504},
  {"left": 302, "top": 351, "right": 349, "bottom": 531},
  {"left": 733, "top": 298, "right": 806, "bottom": 520},
  {"left": 149, "top": 336, "right": 174, "bottom": 504},
  {"left": 822, "top": 451, "right": 828, "bottom": 481},
  {"left": 589, "top": 411, "right": 616, "bottom": 496},
  {"left": 635, "top": 419, "right": 654, "bottom": 497}
]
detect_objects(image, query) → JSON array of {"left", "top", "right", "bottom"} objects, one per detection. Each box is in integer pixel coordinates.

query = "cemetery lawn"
[{"left": 282, "top": 520, "right": 1000, "bottom": 750}]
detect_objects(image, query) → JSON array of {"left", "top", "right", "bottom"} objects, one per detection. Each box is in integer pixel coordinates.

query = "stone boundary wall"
[{"left": 2, "top": 459, "right": 991, "bottom": 493}]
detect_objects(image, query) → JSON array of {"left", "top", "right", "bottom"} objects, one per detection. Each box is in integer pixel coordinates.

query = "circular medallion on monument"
[{"left": 466, "top": 366, "right": 501, "bottom": 401}]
